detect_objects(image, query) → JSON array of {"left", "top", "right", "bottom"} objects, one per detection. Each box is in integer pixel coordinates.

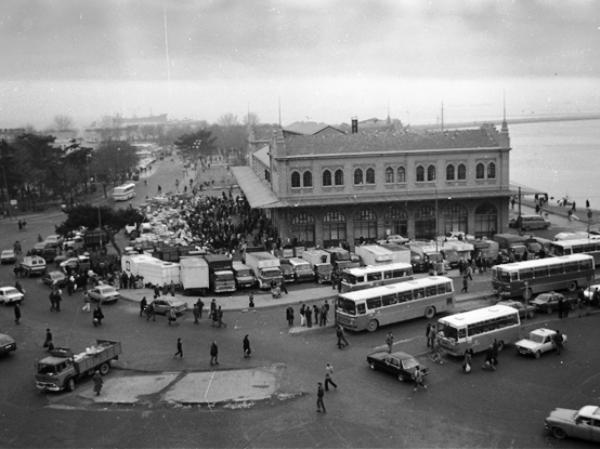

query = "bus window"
[
  {"left": 366, "top": 297, "right": 382, "bottom": 310},
  {"left": 357, "top": 304, "right": 366, "bottom": 315},
  {"left": 572, "top": 245, "right": 585, "bottom": 254},
  {"left": 564, "top": 262, "right": 579, "bottom": 273},
  {"left": 367, "top": 272, "right": 381, "bottom": 282},
  {"left": 382, "top": 294, "right": 397, "bottom": 306},
  {"left": 392, "top": 269, "right": 406, "bottom": 279},
  {"left": 520, "top": 268, "right": 534, "bottom": 280},
  {"left": 458, "top": 328, "right": 467, "bottom": 339},
  {"left": 437, "top": 322, "right": 458, "bottom": 341},
  {"left": 533, "top": 266, "right": 548, "bottom": 278},
  {"left": 583, "top": 243, "right": 596, "bottom": 253},
  {"left": 337, "top": 298, "right": 357, "bottom": 315},
  {"left": 549, "top": 264, "right": 564, "bottom": 276},
  {"left": 580, "top": 259, "right": 593, "bottom": 271},
  {"left": 345, "top": 274, "right": 358, "bottom": 285},
  {"left": 426, "top": 286, "right": 437, "bottom": 297},
  {"left": 398, "top": 291, "right": 412, "bottom": 303},
  {"left": 438, "top": 283, "right": 447, "bottom": 294},
  {"left": 414, "top": 288, "right": 425, "bottom": 299}
]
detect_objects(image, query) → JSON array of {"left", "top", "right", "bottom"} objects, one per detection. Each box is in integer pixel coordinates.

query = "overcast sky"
[{"left": 1, "top": 0, "right": 599, "bottom": 129}]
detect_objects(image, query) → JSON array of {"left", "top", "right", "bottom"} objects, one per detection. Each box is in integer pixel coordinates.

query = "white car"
[
  {"left": 583, "top": 284, "right": 600, "bottom": 305},
  {"left": 44, "top": 235, "right": 64, "bottom": 248},
  {"left": 87, "top": 285, "right": 120, "bottom": 303},
  {"left": 545, "top": 405, "right": 600, "bottom": 442},
  {"left": 380, "top": 235, "right": 410, "bottom": 245},
  {"left": 0, "top": 287, "right": 25, "bottom": 305},
  {"left": 516, "top": 328, "right": 567, "bottom": 359},
  {"left": 1, "top": 250, "right": 16, "bottom": 264}
]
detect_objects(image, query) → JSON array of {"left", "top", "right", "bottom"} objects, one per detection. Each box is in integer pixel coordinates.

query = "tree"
[
  {"left": 53, "top": 114, "right": 74, "bottom": 131},
  {"left": 174, "top": 129, "right": 217, "bottom": 162},
  {"left": 56, "top": 204, "right": 144, "bottom": 256},
  {"left": 243, "top": 112, "right": 261, "bottom": 128},
  {"left": 91, "top": 141, "right": 139, "bottom": 197},
  {"left": 217, "top": 113, "right": 239, "bottom": 127}
]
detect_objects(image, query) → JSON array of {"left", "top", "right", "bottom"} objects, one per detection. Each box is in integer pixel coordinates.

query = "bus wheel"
[
  {"left": 523, "top": 289, "right": 532, "bottom": 301},
  {"left": 366, "top": 320, "right": 379, "bottom": 332},
  {"left": 496, "top": 341, "right": 505, "bottom": 351},
  {"left": 568, "top": 281, "right": 577, "bottom": 292},
  {"left": 424, "top": 306, "right": 436, "bottom": 319}
]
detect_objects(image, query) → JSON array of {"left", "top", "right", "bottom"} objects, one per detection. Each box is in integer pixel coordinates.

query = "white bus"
[
  {"left": 112, "top": 183, "right": 136, "bottom": 201},
  {"left": 340, "top": 262, "right": 414, "bottom": 292},
  {"left": 336, "top": 276, "right": 455, "bottom": 332},
  {"left": 548, "top": 238, "right": 600, "bottom": 265},
  {"left": 436, "top": 304, "right": 521, "bottom": 356}
]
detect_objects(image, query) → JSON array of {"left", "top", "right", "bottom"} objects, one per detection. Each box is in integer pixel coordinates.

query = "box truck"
[
  {"left": 245, "top": 251, "right": 282, "bottom": 289},
  {"left": 179, "top": 257, "right": 209, "bottom": 295}
]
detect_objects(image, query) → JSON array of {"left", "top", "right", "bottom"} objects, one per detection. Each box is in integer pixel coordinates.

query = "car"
[
  {"left": 0, "top": 332, "right": 17, "bottom": 355},
  {"left": 87, "top": 285, "right": 120, "bottom": 303},
  {"left": 42, "top": 271, "right": 67, "bottom": 288},
  {"left": 1, "top": 250, "right": 16, "bottom": 264},
  {"left": 0, "top": 287, "right": 24, "bottom": 305},
  {"left": 583, "top": 284, "right": 600, "bottom": 306},
  {"left": 152, "top": 298, "right": 187, "bottom": 315},
  {"left": 530, "top": 291, "right": 577, "bottom": 314},
  {"left": 545, "top": 405, "right": 600, "bottom": 442},
  {"left": 516, "top": 328, "right": 567, "bottom": 359},
  {"left": 497, "top": 300, "right": 536, "bottom": 319},
  {"left": 59, "top": 255, "right": 91, "bottom": 273},
  {"left": 366, "top": 351, "right": 429, "bottom": 383},
  {"left": 27, "top": 245, "right": 57, "bottom": 263},
  {"left": 63, "top": 236, "right": 83, "bottom": 250},
  {"left": 20, "top": 256, "right": 47, "bottom": 277},
  {"left": 44, "top": 235, "right": 65, "bottom": 248},
  {"left": 382, "top": 235, "right": 410, "bottom": 245}
]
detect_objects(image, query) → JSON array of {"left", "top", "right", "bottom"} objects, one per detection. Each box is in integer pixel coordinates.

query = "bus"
[
  {"left": 112, "top": 183, "right": 136, "bottom": 201},
  {"left": 340, "top": 262, "right": 413, "bottom": 292},
  {"left": 548, "top": 238, "right": 600, "bottom": 265},
  {"left": 436, "top": 304, "right": 521, "bottom": 356},
  {"left": 336, "top": 276, "right": 455, "bottom": 332},
  {"left": 492, "top": 254, "right": 594, "bottom": 300}
]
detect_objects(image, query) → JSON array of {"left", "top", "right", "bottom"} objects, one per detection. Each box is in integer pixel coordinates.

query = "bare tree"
[
  {"left": 53, "top": 114, "right": 74, "bottom": 131},
  {"left": 243, "top": 112, "right": 261, "bottom": 128},
  {"left": 218, "top": 113, "right": 239, "bottom": 127}
]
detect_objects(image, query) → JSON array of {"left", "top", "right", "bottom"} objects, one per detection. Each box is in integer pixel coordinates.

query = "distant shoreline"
[{"left": 411, "top": 114, "right": 600, "bottom": 131}]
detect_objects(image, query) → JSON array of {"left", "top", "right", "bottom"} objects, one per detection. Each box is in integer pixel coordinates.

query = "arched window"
[
  {"left": 334, "top": 169, "right": 344, "bottom": 186},
  {"left": 457, "top": 164, "right": 466, "bottom": 180},
  {"left": 416, "top": 166, "right": 425, "bottom": 182},
  {"left": 446, "top": 164, "right": 455, "bottom": 181},
  {"left": 487, "top": 162, "right": 496, "bottom": 179},
  {"left": 476, "top": 163, "right": 485, "bottom": 179},
  {"left": 443, "top": 203, "right": 468, "bottom": 236},
  {"left": 291, "top": 171, "right": 301, "bottom": 188},
  {"left": 475, "top": 202, "right": 498, "bottom": 239},
  {"left": 415, "top": 205, "right": 436, "bottom": 239},
  {"left": 322, "top": 170, "right": 332, "bottom": 186},
  {"left": 384, "top": 207, "right": 408, "bottom": 236},
  {"left": 427, "top": 165, "right": 436, "bottom": 182},
  {"left": 366, "top": 168, "right": 375, "bottom": 184},
  {"left": 354, "top": 209, "right": 378, "bottom": 244},
  {"left": 323, "top": 211, "right": 347, "bottom": 248},
  {"left": 291, "top": 213, "right": 315, "bottom": 247},
  {"left": 385, "top": 167, "right": 394, "bottom": 184},
  {"left": 303, "top": 171, "right": 313, "bottom": 187},
  {"left": 354, "top": 168, "right": 363, "bottom": 185},
  {"left": 397, "top": 166, "right": 406, "bottom": 183}
]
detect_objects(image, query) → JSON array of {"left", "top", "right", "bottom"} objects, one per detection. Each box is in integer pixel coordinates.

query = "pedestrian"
[
  {"left": 169, "top": 280, "right": 175, "bottom": 297},
  {"left": 93, "top": 370, "right": 103, "bottom": 396},
  {"left": 462, "top": 348, "right": 473, "bottom": 373},
  {"left": 43, "top": 328, "right": 53, "bottom": 351},
  {"left": 554, "top": 330, "right": 564, "bottom": 355},
  {"left": 280, "top": 277, "right": 288, "bottom": 295},
  {"left": 174, "top": 338, "right": 183, "bottom": 358},
  {"left": 386, "top": 332, "right": 394, "bottom": 353},
  {"left": 210, "top": 341, "right": 219, "bottom": 366},
  {"left": 193, "top": 304, "right": 200, "bottom": 324},
  {"left": 461, "top": 275, "right": 469, "bottom": 293},
  {"left": 217, "top": 306, "right": 226, "bottom": 328},
  {"left": 336, "top": 324, "right": 349, "bottom": 349},
  {"left": 557, "top": 298, "right": 564, "bottom": 319},
  {"left": 320, "top": 304, "right": 328, "bottom": 326},
  {"left": 316, "top": 382, "right": 326, "bottom": 413},
  {"left": 413, "top": 366, "right": 427, "bottom": 392},
  {"left": 425, "top": 323, "right": 432, "bottom": 347},
  {"left": 145, "top": 302, "right": 156, "bottom": 321},
  {"left": 300, "top": 303, "right": 306, "bottom": 326},
  {"left": 243, "top": 335, "right": 251, "bottom": 358},
  {"left": 305, "top": 305, "right": 313, "bottom": 328},
  {"left": 93, "top": 305, "right": 104, "bottom": 326},
  {"left": 313, "top": 304, "right": 320, "bottom": 325},
  {"left": 140, "top": 297, "right": 147, "bottom": 317},
  {"left": 248, "top": 291, "right": 255, "bottom": 308},
  {"left": 15, "top": 280, "right": 25, "bottom": 295},
  {"left": 482, "top": 345, "right": 496, "bottom": 371},
  {"left": 209, "top": 299, "right": 217, "bottom": 320},
  {"left": 167, "top": 307, "right": 178, "bottom": 326},
  {"left": 54, "top": 290, "right": 62, "bottom": 312},
  {"left": 196, "top": 298, "right": 204, "bottom": 318},
  {"left": 465, "top": 264, "right": 473, "bottom": 281},
  {"left": 14, "top": 303, "right": 21, "bottom": 324},
  {"left": 491, "top": 339, "right": 500, "bottom": 366},
  {"left": 324, "top": 363, "right": 337, "bottom": 391},
  {"left": 286, "top": 306, "right": 294, "bottom": 326},
  {"left": 586, "top": 199, "right": 590, "bottom": 209}
]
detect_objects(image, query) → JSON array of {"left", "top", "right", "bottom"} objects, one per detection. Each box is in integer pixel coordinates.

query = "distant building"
[
  {"left": 0, "top": 128, "right": 27, "bottom": 142},
  {"left": 232, "top": 119, "right": 512, "bottom": 249}
]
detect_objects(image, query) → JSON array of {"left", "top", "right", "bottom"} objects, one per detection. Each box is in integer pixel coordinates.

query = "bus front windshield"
[
  {"left": 492, "top": 267, "right": 513, "bottom": 283},
  {"left": 342, "top": 273, "right": 358, "bottom": 285},
  {"left": 437, "top": 322, "right": 459, "bottom": 342},
  {"left": 337, "top": 298, "right": 357, "bottom": 316}
]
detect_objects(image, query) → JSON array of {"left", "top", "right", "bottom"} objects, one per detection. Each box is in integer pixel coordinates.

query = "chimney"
[{"left": 351, "top": 117, "right": 358, "bottom": 134}]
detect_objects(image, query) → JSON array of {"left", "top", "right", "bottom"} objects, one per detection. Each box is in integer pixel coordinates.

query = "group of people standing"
[{"left": 296, "top": 301, "right": 330, "bottom": 328}]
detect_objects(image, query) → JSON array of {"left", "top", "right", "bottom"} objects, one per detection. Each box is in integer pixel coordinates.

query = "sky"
[{"left": 1, "top": 0, "right": 599, "bottom": 130}]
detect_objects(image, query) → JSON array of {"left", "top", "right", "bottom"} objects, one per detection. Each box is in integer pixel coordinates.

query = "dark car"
[
  {"left": 42, "top": 271, "right": 67, "bottom": 288},
  {"left": 530, "top": 291, "right": 578, "bottom": 314},
  {"left": 367, "top": 351, "right": 429, "bottom": 383},
  {"left": 0, "top": 332, "right": 17, "bottom": 355},
  {"left": 497, "top": 300, "right": 536, "bottom": 319}
]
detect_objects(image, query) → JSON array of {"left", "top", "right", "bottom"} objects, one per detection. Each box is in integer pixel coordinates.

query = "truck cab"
[
  {"left": 203, "top": 255, "right": 236, "bottom": 293},
  {"left": 289, "top": 257, "right": 315, "bottom": 282},
  {"left": 232, "top": 261, "right": 256, "bottom": 288},
  {"left": 278, "top": 259, "right": 296, "bottom": 283}
]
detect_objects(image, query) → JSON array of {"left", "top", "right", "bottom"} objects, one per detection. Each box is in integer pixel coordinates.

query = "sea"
[{"left": 508, "top": 119, "right": 600, "bottom": 208}]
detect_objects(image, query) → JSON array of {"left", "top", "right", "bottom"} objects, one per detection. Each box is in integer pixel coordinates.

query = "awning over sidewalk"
[
  {"left": 230, "top": 166, "right": 281, "bottom": 209},
  {"left": 510, "top": 182, "right": 548, "bottom": 196}
]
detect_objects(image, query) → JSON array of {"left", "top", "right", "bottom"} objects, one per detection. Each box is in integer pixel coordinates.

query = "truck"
[
  {"left": 83, "top": 230, "right": 109, "bottom": 251},
  {"left": 232, "top": 261, "right": 256, "bottom": 288},
  {"left": 245, "top": 251, "right": 283, "bottom": 290},
  {"left": 354, "top": 245, "right": 394, "bottom": 266},
  {"left": 137, "top": 259, "right": 181, "bottom": 288},
  {"left": 440, "top": 240, "right": 474, "bottom": 268},
  {"left": 493, "top": 233, "right": 527, "bottom": 261},
  {"left": 35, "top": 340, "right": 122, "bottom": 392},
  {"left": 408, "top": 242, "right": 447, "bottom": 275},
  {"left": 288, "top": 257, "right": 315, "bottom": 282},
  {"left": 179, "top": 257, "right": 209, "bottom": 295},
  {"left": 325, "top": 247, "right": 361, "bottom": 270},
  {"left": 377, "top": 242, "right": 411, "bottom": 265},
  {"left": 203, "top": 254, "right": 236, "bottom": 293},
  {"left": 301, "top": 249, "right": 332, "bottom": 284},
  {"left": 278, "top": 258, "right": 296, "bottom": 283}
]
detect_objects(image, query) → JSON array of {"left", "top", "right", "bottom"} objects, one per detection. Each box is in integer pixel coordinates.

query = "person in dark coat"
[
  {"left": 210, "top": 341, "right": 219, "bottom": 365},
  {"left": 196, "top": 298, "right": 204, "bottom": 318},
  {"left": 425, "top": 323, "right": 432, "bottom": 347},
  {"left": 336, "top": 325, "right": 349, "bottom": 349},
  {"left": 305, "top": 305, "right": 313, "bottom": 328},
  {"left": 554, "top": 330, "right": 564, "bottom": 355},
  {"left": 14, "top": 303, "right": 21, "bottom": 324},
  {"left": 93, "top": 370, "right": 103, "bottom": 396},
  {"left": 145, "top": 302, "right": 156, "bottom": 321},
  {"left": 209, "top": 299, "right": 217, "bottom": 320},
  {"left": 243, "top": 335, "right": 251, "bottom": 358},
  {"left": 43, "top": 328, "right": 53, "bottom": 351},
  {"left": 286, "top": 306, "right": 294, "bottom": 326},
  {"left": 93, "top": 305, "right": 104, "bottom": 326},
  {"left": 174, "top": 338, "right": 183, "bottom": 358},
  {"left": 280, "top": 278, "right": 288, "bottom": 295},
  {"left": 557, "top": 298, "right": 565, "bottom": 319},
  {"left": 482, "top": 345, "right": 496, "bottom": 371},
  {"left": 140, "top": 297, "right": 147, "bottom": 317}
]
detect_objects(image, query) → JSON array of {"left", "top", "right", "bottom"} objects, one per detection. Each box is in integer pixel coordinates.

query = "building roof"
[
  {"left": 253, "top": 146, "right": 270, "bottom": 166},
  {"left": 230, "top": 167, "right": 281, "bottom": 209},
  {"left": 283, "top": 121, "right": 345, "bottom": 136},
  {"left": 282, "top": 127, "right": 500, "bottom": 157}
]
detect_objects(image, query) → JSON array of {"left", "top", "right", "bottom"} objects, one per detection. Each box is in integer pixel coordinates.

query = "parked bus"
[
  {"left": 548, "top": 238, "right": 600, "bottom": 265},
  {"left": 340, "top": 262, "right": 413, "bottom": 293},
  {"left": 436, "top": 304, "right": 521, "bottom": 356},
  {"left": 492, "top": 254, "right": 594, "bottom": 300},
  {"left": 112, "top": 183, "right": 136, "bottom": 201},
  {"left": 336, "top": 276, "right": 455, "bottom": 332}
]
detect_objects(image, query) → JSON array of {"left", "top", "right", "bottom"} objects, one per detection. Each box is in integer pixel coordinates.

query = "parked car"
[
  {"left": 583, "top": 284, "right": 600, "bottom": 306},
  {"left": 20, "top": 256, "right": 47, "bottom": 277},
  {"left": 497, "top": 300, "right": 536, "bottom": 319},
  {"left": 0, "top": 332, "right": 17, "bottom": 355},
  {"left": 59, "top": 255, "right": 91, "bottom": 273},
  {"left": 530, "top": 292, "right": 577, "bottom": 314},
  {"left": 380, "top": 235, "right": 410, "bottom": 245},
  {"left": 152, "top": 298, "right": 187, "bottom": 315},
  {"left": 0, "top": 287, "right": 24, "bottom": 305},
  {"left": 366, "top": 351, "right": 429, "bottom": 383},
  {"left": 44, "top": 235, "right": 65, "bottom": 248},
  {"left": 87, "top": 285, "right": 120, "bottom": 303},
  {"left": 516, "top": 328, "right": 567, "bottom": 359},
  {"left": 545, "top": 405, "right": 600, "bottom": 442},
  {"left": 1, "top": 250, "right": 16, "bottom": 264},
  {"left": 42, "top": 271, "right": 67, "bottom": 288}
]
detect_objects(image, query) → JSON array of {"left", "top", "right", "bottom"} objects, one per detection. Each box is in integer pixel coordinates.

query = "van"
[
  {"left": 232, "top": 262, "right": 256, "bottom": 288},
  {"left": 288, "top": 258, "right": 315, "bottom": 282},
  {"left": 278, "top": 259, "right": 295, "bottom": 283},
  {"left": 21, "top": 256, "right": 47, "bottom": 277},
  {"left": 510, "top": 214, "right": 550, "bottom": 231}
]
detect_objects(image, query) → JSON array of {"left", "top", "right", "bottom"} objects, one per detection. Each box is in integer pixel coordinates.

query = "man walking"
[
  {"left": 145, "top": 302, "right": 156, "bottom": 321},
  {"left": 554, "top": 330, "right": 564, "bottom": 355},
  {"left": 316, "top": 382, "right": 326, "bottom": 413},
  {"left": 196, "top": 298, "right": 204, "bottom": 318},
  {"left": 210, "top": 341, "right": 219, "bottom": 366},
  {"left": 93, "top": 370, "right": 103, "bottom": 396},
  {"left": 413, "top": 366, "right": 427, "bottom": 392},
  {"left": 172, "top": 337, "right": 184, "bottom": 358},
  {"left": 557, "top": 298, "right": 565, "bottom": 319},
  {"left": 300, "top": 304, "right": 306, "bottom": 327},
  {"left": 286, "top": 306, "right": 294, "bottom": 326},
  {"left": 14, "top": 303, "right": 21, "bottom": 324},
  {"left": 325, "top": 363, "right": 337, "bottom": 391},
  {"left": 140, "top": 297, "right": 147, "bottom": 317},
  {"left": 193, "top": 303, "right": 200, "bottom": 324},
  {"left": 43, "top": 328, "right": 53, "bottom": 351},
  {"left": 386, "top": 332, "right": 394, "bottom": 353},
  {"left": 336, "top": 325, "right": 349, "bottom": 349}
]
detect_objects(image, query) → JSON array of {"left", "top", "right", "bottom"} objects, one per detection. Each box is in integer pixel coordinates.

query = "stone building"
[{"left": 232, "top": 119, "right": 512, "bottom": 250}]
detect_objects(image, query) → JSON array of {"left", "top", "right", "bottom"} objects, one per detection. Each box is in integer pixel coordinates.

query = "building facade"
[{"left": 233, "top": 121, "right": 512, "bottom": 250}]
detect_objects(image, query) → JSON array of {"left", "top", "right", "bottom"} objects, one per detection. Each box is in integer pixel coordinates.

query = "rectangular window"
[
  {"left": 357, "top": 304, "right": 366, "bottom": 315},
  {"left": 426, "top": 286, "right": 437, "bottom": 297},
  {"left": 413, "top": 288, "right": 425, "bottom": 299},
  {"left": 549, "top": 264, "right": 564, "bottom": 276},
  {"left": 533, "top": 266, "right": 548, "bottom": 278},
  {"left": 563, "top": 262, "right": 579, "bottom": 273},
  {"left": 398, "top": 291, "right": 412, "bottom": 303},
  {"left": 366, "top": 298, "right": 382, "bottom": 310},
  {"left": 580, "top": 259, "right": 593, "bottom": 271},
  {"left": 520, "top": 268, "right": 534, "bottom": 280},
  {"left": 382, "top": 294, "right": 397, "bottom": 307},
  {"left": 367, "top": 272, "right": 382, "bottom": 282}
]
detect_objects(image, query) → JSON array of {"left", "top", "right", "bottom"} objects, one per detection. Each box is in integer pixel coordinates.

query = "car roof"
[
  {"left": 0, "top": 286, "right": 18, "bottom": 292},
  {"left": 530, "top": 328, "right": 555, "bottom": 336},
  {"left": 1, "top": 249, "right": 14, "bottom": 254},
  {"left": 578, "top": 406, "right": 600, "bottom": 418}
]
